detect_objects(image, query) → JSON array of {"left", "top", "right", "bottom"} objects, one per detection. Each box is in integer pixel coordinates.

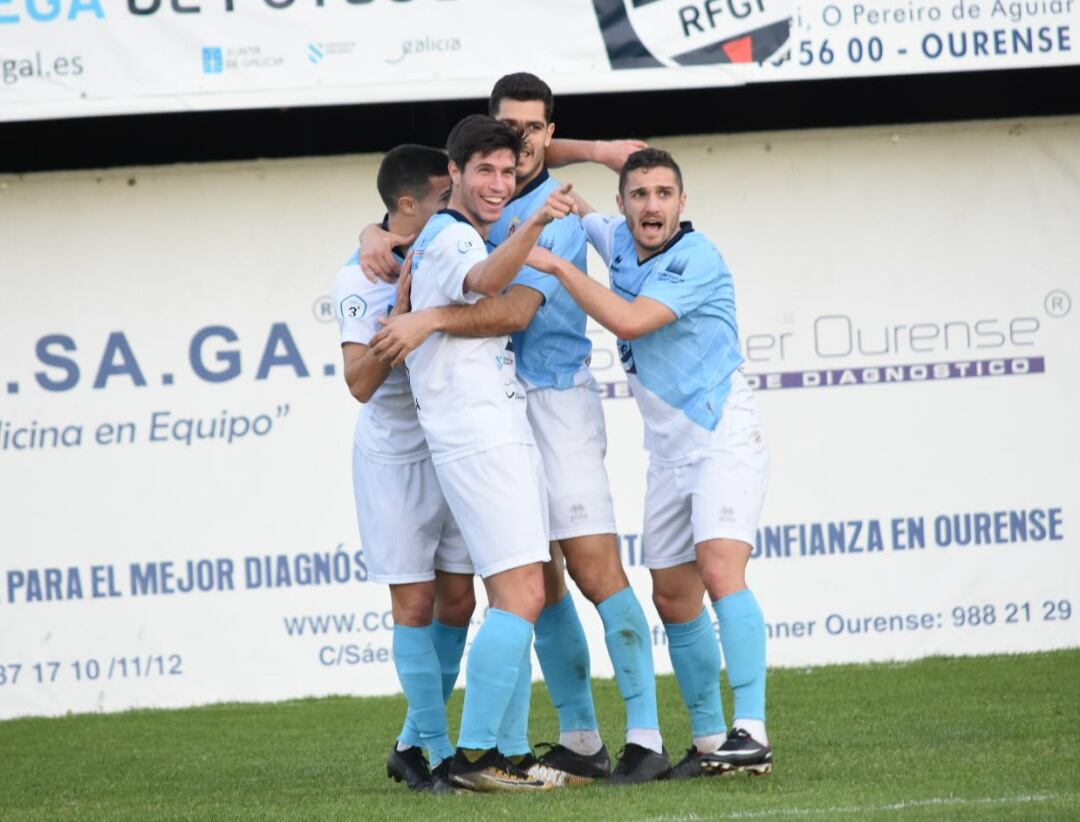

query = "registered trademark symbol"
[
  {"left": 1044, "top": 290, "right": 1071, "bottom": 318},
  {"left": 313, "top": 295, "right": 335, "bottom": 323}
]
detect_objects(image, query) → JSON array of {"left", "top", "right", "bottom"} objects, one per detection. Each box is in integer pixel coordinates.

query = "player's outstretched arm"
[
  {"left": 463, "top": 185, "right": 576, "bottom": 297},
  {"left": 527, "top": 246, "right": 675, "bottom": 340},
  {"left": 357, "top": 222, "right": 414, "bottom": 284},
  {"left": 369, "top": 287, "right": 543, "bottom": 366},
  {"left": 548, "top": 139, "right": 649, "bottom": 173}
]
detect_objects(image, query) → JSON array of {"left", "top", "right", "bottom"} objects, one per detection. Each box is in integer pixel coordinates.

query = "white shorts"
[
  {"left": 352, "top": 446, "right": 473, "bottom": 585},
  {"left": 642, "top": 374, "right": 770, "bottom": 570},
  {"left": 527, "top": 382, "right": 617, "bottom": 541},
  {"left": 434, "top": 443, "right": 551, "bottom": 578}
]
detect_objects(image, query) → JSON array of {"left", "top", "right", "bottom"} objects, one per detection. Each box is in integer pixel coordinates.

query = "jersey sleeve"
[
  {"left": 510, "top": 215, "right": 586, "bottom": 302},
  {"left": 639, "top": 245, "right": 728, "bottom": 319},
  {"left": 332, "top": 263, "right": 385, "bottom": 346},
  {"left": 582, "top": 213, "right": 623, "bottom": 265},
  {"left": 423, "top": 222, "right": 489, "bottom": 304}
]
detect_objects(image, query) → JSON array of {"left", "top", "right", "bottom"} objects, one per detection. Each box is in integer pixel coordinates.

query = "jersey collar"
[
  {"left": 439, "top": 208, "right": 473, "bottom": 225},
  {"left": 511, "top": 167, "right": 550, "bottom": 203},
  {"left": 638, "top": 221, "right": 694, "bottom": 265}
]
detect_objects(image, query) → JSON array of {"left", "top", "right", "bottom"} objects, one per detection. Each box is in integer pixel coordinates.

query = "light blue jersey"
[
  {"left": 488, "top": 169, "right": 592, "bottom": 390},
  {"left": 583, "top": 214, "right": 744, "bottom": 464}
]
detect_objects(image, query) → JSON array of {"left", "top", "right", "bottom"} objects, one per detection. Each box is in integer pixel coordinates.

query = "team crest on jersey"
[
  {"left": 340, "top": 294, "right": 368, "bottom": 320},
  {"left": 591, "top": 0, "right": 792, "bottom": 69},
  {"left": 508, "top": 216, "right": 522, "bottom": 236},
  {"left": 458, "top": 237, "right": 479, "bottom": 254}
]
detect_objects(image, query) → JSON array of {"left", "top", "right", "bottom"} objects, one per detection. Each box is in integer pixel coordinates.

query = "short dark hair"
[
  {"left": 377, "top": 144, "right": 449, "bottom": 213},
  {"left": 488, "top": 72, "right": 554, "bottom": 122},
  {"left": 445, "top": 114, "right": 522, "bottom": 171},
  {"left": 619, "top": 148, "right": 684, "bottom": 196}
]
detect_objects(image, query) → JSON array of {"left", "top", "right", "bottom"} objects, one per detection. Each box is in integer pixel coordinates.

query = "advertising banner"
[
  {"left": 1, "top": 0, "right": 1078, "bottom": 122},
  {"left": 1, "top": 117, "right": 1078, "bottom": 719}
]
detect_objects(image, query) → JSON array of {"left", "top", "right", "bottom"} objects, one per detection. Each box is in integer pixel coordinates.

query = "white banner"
[
  {"left": 1, "top": 0, "right": 1078, "bottom": 122},
  {"left": 1, "top": 116, "right": 1078, "bottom": 719}
]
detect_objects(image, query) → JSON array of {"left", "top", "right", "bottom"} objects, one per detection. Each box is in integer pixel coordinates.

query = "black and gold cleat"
[{"left": 448, "top": 747, "right": 552, "bottom": 793}]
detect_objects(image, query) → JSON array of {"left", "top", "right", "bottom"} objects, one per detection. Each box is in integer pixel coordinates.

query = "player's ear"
[
  {"left": 544, "top": 121, "right": 555, "bottom": 148},
  {"left": 616, "top": 192, "right": 625, "bottom": 216},
  {"left": 397, "top": 195, "right": 416, "bottom": 217},
  {"left": 678, "top": 189, "right": 687, "bottom": 215},
  {"left": 448, "top": 161, "right": 462, "bottom": 187}
]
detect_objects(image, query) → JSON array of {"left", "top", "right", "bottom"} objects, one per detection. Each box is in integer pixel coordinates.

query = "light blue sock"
[
  {"left": 392, "top": 624, "right": 454, "bottom": 764},
  {"left": 665, "top": 609, "right": 726, "bottom": 737},
  {"left": 534, "top": 593, "right": 598, "bottom": 732},
  {"left": 399, "top": 620, "right": 468, "bottom": 750},
  {"left": 496, "top": 643, "right": 533, "bottom": 757},
  {"left": 457, "top": 608, "right": 534, "bottom": 751},
  {"left": 597, "top": 586, "right": 660, "bottom": 731},
  {"left": 432, "top": 620, "right": 468, "bottom": 701},
  {"left": 714, "top": 589, "right": 767, "bottom": 721}
]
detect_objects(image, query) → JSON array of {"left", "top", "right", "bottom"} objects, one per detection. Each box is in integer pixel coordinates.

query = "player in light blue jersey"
[
  {"left": 331, "top": 145, "right": 478, "bottom": 793},
  {"left": 528, "top": 148, "right": 774, "bottom": 777},
  {"left": 369, "top": 75, "right": 667, "bottom": 786}
]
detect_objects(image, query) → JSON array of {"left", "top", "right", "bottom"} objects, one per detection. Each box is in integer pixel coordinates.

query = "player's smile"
[{"left": 450, "top": 146, "right": 519, "bottom": 232}]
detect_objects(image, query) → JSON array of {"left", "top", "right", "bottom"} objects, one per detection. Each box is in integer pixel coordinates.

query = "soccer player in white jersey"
[
  {"left": 330, "top": 145, "right": 476, "bottom": 793},
  {"left": 368, "top": 74, "right": 669, "bottom": 785},
  {"left": 527, "top": 148, "right": 774, "bottom": 777},
  {"left": 404, "top": 114, "right": 577, "bottom": 792}
]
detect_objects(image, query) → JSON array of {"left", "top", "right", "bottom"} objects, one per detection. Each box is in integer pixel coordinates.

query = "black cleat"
[
  {"left": 448, "top": 747, "right": 551, "bottom": 793},
  {"left": 606, "top": 743, "right": 671, "bottom": 785},
  {"left": 711, "top": 728, "right": 773, "bottom": 776},
  {"left": 386, "top": 744, "right": 433, "bottom": 791},
  {"left": 528, "top": 742, "right": 611, "bottom": 786},
  {"left": 430, "top": 757, "right": 455, "bottom": 794},
  {"left": 667, "top": 746, "right": 731, "bottom": 779}
]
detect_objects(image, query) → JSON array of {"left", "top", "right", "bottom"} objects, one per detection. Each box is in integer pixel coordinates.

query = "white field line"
[{"left": 634, "top": 792, "right": 1074, "bottom": 821}]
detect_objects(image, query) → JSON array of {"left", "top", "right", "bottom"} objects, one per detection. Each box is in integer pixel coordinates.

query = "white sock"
[
  {"left": 396, "top": 741, "right": 414, "bottom": 752},
  {"left": 559, "top": 729, "right": 603, "bottom": 756},
  {"left": 626, "top": 727, "right": 664, "bottom": 754},
  {"left": 734, "top": 718, "right": 768, "bottom": 745},
  {"left": 693, "top": 733, "right": 726, "bottom": 754}
]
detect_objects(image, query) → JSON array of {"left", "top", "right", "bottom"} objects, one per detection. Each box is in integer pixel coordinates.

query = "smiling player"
[{"left": 404, "top": 114, "right": 578, "bottom": 792}]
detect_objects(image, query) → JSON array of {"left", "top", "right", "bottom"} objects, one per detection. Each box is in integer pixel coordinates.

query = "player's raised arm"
[
  {"left": 462, "top": 184, "right": 576, "bottom": 297},
  {"left": 548, "top": 139, "right": 649, "bottom": 173}
]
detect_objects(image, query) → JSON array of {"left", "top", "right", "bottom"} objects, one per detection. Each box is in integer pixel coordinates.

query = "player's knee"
[
  {"left": 390, "top": 584, "right": 437, "bottom": 627},
  {"left": 568, "top": 557, "right": 627, "bottom": 605},
  {"left": 697, "top": 562, "right": 747, "bottom": 602},
  {"left": 652, "top": 588, "right": 690, "bottom": 624},
  {"left": 435, "top": 587, "right": 476, "bottom": 627}
]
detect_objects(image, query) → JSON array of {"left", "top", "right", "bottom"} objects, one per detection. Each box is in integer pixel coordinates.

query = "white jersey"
[
  {"left": 406, "top": 210, "right": 534, "bottom": 465},
  {"left": 331, "top": 250, "right": 428, "bottom": 464}
]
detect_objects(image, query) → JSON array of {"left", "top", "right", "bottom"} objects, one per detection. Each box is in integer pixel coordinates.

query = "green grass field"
[{"left": 2, "top": 651, "right": 1078, "bottom": 820}]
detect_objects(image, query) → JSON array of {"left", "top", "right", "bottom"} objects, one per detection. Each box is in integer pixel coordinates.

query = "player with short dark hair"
[
  {"left": 527, "top": 147, "right": 774, "bottom": 778},
  {"left": 403, "top": 114, "right": 578, "bottom": 792},
  {"left": 331, "top": 144, "right": 477, "bottom": 793}
]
